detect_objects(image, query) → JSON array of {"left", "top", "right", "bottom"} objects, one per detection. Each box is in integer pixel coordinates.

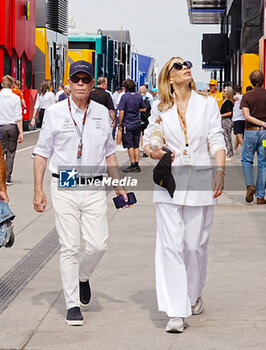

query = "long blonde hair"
[
  {"left": 158, "top": 57, "right": 206, "bottom": 112},
  {"left": 224, "top": 86, "right": 234, "bottom": 105}
]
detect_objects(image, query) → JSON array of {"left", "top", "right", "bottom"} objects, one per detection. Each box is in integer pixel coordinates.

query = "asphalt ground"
[{"left": 0, "top": 132, "right": 265, "bottom": 350}]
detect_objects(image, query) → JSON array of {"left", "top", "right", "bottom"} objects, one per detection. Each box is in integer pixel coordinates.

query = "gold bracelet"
[
  {"left": 149, "top": 149, "right": 154, "bottom": 158},
  {"left": 216, "top": 167, "right": 226, "bottom": 175}
]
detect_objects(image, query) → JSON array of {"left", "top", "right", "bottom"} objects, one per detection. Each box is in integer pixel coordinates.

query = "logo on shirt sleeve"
[{"left": 59, "top": 168, "right": 77, "bottom": 188}]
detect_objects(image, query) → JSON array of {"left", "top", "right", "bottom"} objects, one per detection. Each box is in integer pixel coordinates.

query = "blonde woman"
[
  {"left": 221, "top": 86, "right": 234, "bottom": 160},
  {"left": 143, "top": 57, "right": 226, "bottom": 333}
]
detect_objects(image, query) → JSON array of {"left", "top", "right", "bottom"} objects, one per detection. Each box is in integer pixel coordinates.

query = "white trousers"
[
  {"left": 156, "top": 203, "right": 214, "bottom": 318},
  {"left": 51, "top": 181, "right": 108, "bottom": 309}
]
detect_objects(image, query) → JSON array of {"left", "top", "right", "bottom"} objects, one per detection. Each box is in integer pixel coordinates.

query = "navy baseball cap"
[{"left": 69, "top": 60, "right": 94, "bottom": 78}]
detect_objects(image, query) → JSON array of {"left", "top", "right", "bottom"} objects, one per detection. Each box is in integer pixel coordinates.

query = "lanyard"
[
  {"left": 177, "top": 107, "right": 189, "bottom": 146},
  {"left": 67, "top": 98, "right": 90, "bottom": 158}
]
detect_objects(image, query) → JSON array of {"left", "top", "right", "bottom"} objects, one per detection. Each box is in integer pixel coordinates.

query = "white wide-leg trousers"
[
  {"left": 51, "top": 181, "right": 108, "bottom": 309},
  {"left": 155, "top": 203, "right": 214, "bottom": 318}
]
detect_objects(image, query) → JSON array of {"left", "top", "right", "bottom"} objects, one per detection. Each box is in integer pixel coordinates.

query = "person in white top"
[
  {"left": 111, "top": 85, "right": 122, "bottom": 140},
  {"left": 143, "top": 57, "right": 226, "bottom": 333},
  {"left": 232, "top": 85, "right": 245, "bottom": 153},
  {"left": 31, "top": 80, "right": 55, "bottom": 128},
  {"left": 33, "top": 60, "right": 130, "bottom": 327},
  {"left": 55, "top": 84, "right": 64, "bottom": 102},
  {"left": 0, "top": 75, "right": 23, "bottom": 186}
]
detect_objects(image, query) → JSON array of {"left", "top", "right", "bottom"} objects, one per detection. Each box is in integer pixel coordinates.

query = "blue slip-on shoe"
[
  {"left": 66, "top": 307, "right": 84, "bottom": 326},
  {"left": 80, "top": 280, "right": 91, "bottom": 307}
]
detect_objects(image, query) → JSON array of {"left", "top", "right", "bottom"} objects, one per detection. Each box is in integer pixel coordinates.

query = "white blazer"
[{"left": 143, "top": 90, "right": 226, "bottom": 206}]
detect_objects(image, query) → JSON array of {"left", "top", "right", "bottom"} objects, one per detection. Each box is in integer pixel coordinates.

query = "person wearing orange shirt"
[
  {"left": 209, "top": 79, "right": 223, "bottom": 109},
  {"left": 12, "top": 80, "right": 27, "bottom": 114}
]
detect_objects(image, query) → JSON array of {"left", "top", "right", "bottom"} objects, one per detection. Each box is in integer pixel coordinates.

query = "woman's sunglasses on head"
[
  {"left": 168, "top": 61, "right": 193, "bottom": 75},
  {"left": 70, "top": 75, "right": 92, "bottom": 84}
]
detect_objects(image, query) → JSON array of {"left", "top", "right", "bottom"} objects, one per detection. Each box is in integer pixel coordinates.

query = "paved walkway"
[{"left": 0, "top": 140, "right": 265, "bottom": 350}]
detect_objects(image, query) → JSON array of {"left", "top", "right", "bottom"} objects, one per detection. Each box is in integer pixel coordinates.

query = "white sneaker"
[
  {"left": 191, "top": 296, "right": 204, "bottom": 315},
  {"left": 165, "top": 317, "right": 184, "bottom": 333}
]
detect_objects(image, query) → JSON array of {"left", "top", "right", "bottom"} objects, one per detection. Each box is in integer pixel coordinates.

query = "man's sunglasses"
[
  {"left": 168, "top": 61, "right": 193, "bottom": 74},
  {"left": 70, "top": 75, "right": 92, "bottom": 84}
]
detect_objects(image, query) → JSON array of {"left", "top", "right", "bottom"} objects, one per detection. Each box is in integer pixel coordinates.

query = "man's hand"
[
  {"left": 33, "top": 189, "right": 47, "bottom": 212},
  {"left": 114, "top": 186, "right": 132, "bottom": 209},
  {"left": 18, "top": 133, "right": 23, "bottom": 143},
  {"left": 0, "top": 190, "right": 9, "bottom": 203},
  {"left": 212, "top": 171, "right": 224, "bottom": 198}
]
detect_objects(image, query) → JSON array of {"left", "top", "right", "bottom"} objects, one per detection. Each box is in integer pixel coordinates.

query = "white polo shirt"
[
  {"left": 34, "top": 97, "right": 115, "bottom": 174},
  {"left": 34, "top": 91, "right": 55, "bottom": 110},
  {"left": 233, "top": 94, "right": 245, "bottom": 122},
  {"left": 0, "top": 88, "right": 22, "bottom": 125}
]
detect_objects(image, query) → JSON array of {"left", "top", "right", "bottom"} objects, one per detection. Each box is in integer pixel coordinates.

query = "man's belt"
[
  {"left": 52, "top": 173, "right": 103, "bottom": 184},
  {"left": 245, "top": 127, "right": 265, "bottom": 131}
]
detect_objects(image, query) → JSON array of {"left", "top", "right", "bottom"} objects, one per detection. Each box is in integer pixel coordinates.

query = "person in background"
[
  {"left": 31, "top": 80, "right": 55, "bottom": 128},
  {"left": 115, "top": 87, "right": 126, "bottom": 151},
  {"left": 151, "top": 88, "right": 159, "bottom": 101},
  {"left": 233, "top": 85, "right": 245, "bottom": 153},
  {"left": 221, "top": 86, "right": 234, "bottom": 161},
  {"left": 139, "top": 85, "right": 151, "bottom": 156},
  {"left": 140, "top": 84, "right": 153, "bottom": 104},
  {"left": 240, "top": 70, "right": 266, "bottom": 205},
  {"left": 12, "top": 80, "right": 27, "bottom": 114},
  {"left": 209, "top": 79, "right": 223, "bottom": 109},
  {"left": 112, "top": 85, "right": 122, "bottom": 140},
  {"left": 58, "top": 85, "right": 71, "bottom": 102},
  {"left": 143, "top": 56, "right": 226, "bottom": 334},
  {"left": 0, "top": 134, "right": 8, "bottom": 202},
  {"left": 55, "top": 85, "right": 64, "bottom": 102},
  {"left": 90, "top": 76, "right": 115, "bottom": 125},
  {"left": 118, "top": 79, "right": 146, "bottom": 173},
  {"left": 0, "top": 75, "right": 23, "bottom": 186}
]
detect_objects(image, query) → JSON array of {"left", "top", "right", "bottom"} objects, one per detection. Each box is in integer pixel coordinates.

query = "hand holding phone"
[{"left": 113, "top": 192, "right": 137, "bottom": 209}]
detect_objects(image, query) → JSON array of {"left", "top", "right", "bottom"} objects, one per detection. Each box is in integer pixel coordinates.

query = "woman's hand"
[
  {"left": 150, "top": 147, "right": 175, "bottom": 162},
  {"left": 150, "top": 147, "right": 165, "bottom": 159},
  {"left": 212, "top": 170, "right": 224, "bottom": 198}
]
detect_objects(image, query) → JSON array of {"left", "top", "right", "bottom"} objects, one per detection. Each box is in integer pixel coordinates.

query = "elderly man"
[
  {"left": 240, "top": 70, "right": 266, "bottom": 205},
  {"left": 209, "top": 79, "right": 223, "bottom": 109},
  {"left": 33, "top": 60, "right": 130, "bottom": 326},
  {"left": 0, "top": 75, "right": 23, "bottom": 186}
]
